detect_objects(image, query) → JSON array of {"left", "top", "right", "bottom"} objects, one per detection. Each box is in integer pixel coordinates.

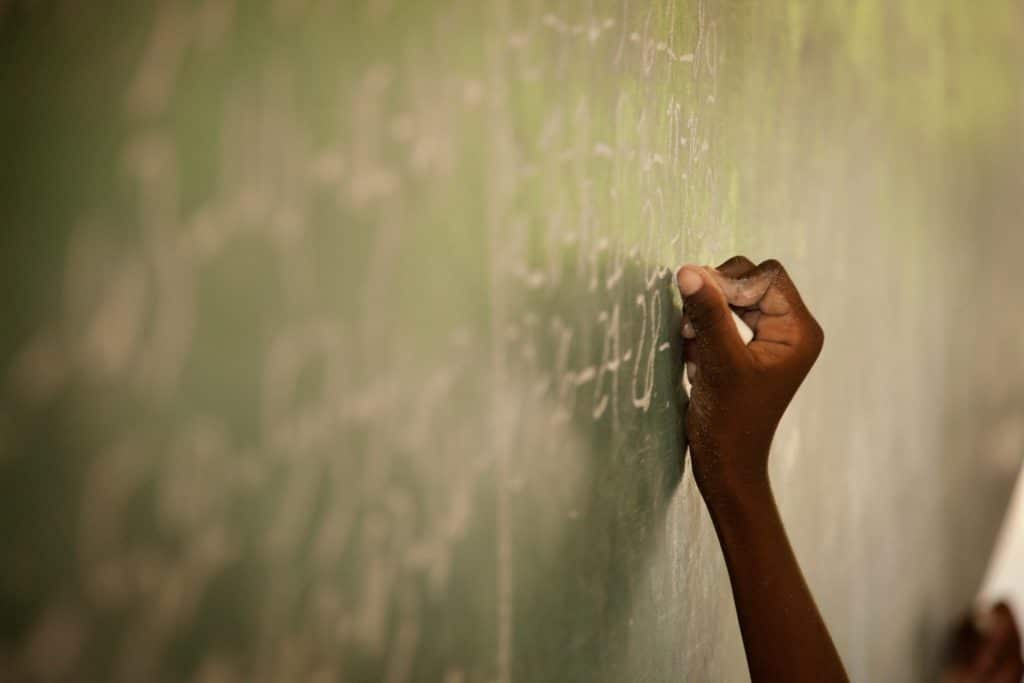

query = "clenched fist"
[{"left": 677, "top": 256, "right": 824, "bottom": 500}]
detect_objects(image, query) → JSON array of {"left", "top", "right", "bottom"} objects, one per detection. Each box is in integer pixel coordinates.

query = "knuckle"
[
  {"left": 802, "top": 317, "right": 825, "bottom": 357},
  {"left": 724, "top": 254, "right": 754, "bottom": 268},
  {"left": 758, "top": 259, "right": 793, "bottom": 288},
  {"left": 810, "top": 317, "right": 825, "bottom": 347}
]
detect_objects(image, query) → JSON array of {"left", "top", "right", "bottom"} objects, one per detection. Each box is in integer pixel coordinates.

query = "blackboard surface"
[{"left": 1, "top": 2, "right": 1023, "bottom": 681}]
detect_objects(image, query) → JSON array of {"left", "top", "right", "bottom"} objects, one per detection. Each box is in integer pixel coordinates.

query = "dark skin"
[
  {"left": 678, "top": 256, "right": 1024, "bottom": 682},
  {"left": 944, "top": 602, "right": 1023, "bottom": 683},
  {"left": 676, "top": 255, "right": 844, "bottom": 682}
]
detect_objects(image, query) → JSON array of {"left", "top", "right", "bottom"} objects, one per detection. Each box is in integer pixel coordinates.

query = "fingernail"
[
  {"left": 682, "top": 320, "right": 695, "bottom": 339},
  {"left": 676, "top": 266, "right": 704, "bottom": 296},
  {"left": 686, "top": 362, "right": 697, "bottom": 383}
]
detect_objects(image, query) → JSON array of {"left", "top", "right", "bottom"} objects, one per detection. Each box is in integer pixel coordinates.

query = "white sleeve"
[{"left": 979, "top": 465, "right": 1024, "bottom": 638}]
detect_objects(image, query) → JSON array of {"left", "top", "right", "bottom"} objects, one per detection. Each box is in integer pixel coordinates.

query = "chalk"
[
  {"left": 731, "top": 310, "right": 754, "bottom": 345},
  {"left": 680, "top": 309, "right": 753, "bottom": 345}
]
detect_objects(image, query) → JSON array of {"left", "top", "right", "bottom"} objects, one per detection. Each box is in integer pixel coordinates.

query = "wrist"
[
  {"left": 702, "top": 476, "right": 779, "bottom": 548},
  {"left": 694, "top": 455, "right": 773, "bottom": 519}
]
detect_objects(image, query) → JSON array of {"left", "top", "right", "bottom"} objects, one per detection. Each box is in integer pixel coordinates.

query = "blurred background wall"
[{"left": 1, "top": 1, "right": 1023, "bottom": 680}]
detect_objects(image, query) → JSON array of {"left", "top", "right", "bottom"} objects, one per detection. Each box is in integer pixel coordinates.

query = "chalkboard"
[{"left": 1, "top": 1, "right": 1023, "bottom": 681}]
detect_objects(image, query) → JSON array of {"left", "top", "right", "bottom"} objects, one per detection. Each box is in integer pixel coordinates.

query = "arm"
[
  {"left": 677, "top": 256, "right": 848, "bottom": 682},
  {"left": 707, "top": 474, "right": 845, "bottom": 682}
]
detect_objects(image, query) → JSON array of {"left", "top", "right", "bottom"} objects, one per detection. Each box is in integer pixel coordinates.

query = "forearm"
[{"left": 704, "top": 465, "right": 848, "bottom": 683}]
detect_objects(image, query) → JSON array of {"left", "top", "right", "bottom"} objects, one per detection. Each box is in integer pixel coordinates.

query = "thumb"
[{"left": 677, "top": 265, "right": 747, "bottom": 363}]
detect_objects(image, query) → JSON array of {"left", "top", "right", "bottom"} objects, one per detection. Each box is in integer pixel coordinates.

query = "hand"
[
  {"left": 944, "top": 603, "right": 1024, "bottom": 682},
  {"left": 676, "top": 256, "right": 824, "bottom": 499}
]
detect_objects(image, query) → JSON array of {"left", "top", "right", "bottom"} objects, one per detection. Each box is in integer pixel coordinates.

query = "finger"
[
  {"left": 715, "top": 258, "right": 759, "bottom": 332},
  {"left": 713, "top": 259, "right": 824, "bottom": 354},
  {"left": 676, "top": 265, "right": 749, "bottom": 367},
  {"left": 754, "top": 259, "right": 813, "bottom": 316},
  {"left": 707, "top": 261, "right": 782, "bottom": 312},
  {"left": 946, "top": 614, "right": 984, "bottom": 669},
  {"left": 692, "top": 270, "right": 757, "bottom": 339},
  {"left": 715, "top": 255, "right": 757, "bottom": 279},
  {"left": 681, "top": 315, "right": 695, "bottom": 339},
  {"left": 977, "top": 604, "right": 1022, "bottom": 678},
  {"left": 992, "top": 603, "right": 1021, "bottom": 642},
  {"left": 992, "top": 602, "right": 1023, "bottom": 656},
  {"left": 710, "top": 259, "right": 807, "bottom": 316},
  {"left": 741, "top": 309, "right": 761, "bottom": 331},
  {"left": 683, "top": 339, "right": 697, "bottom": 363},
  {"left": 979, "top": 635, "right": 1019, "bottom": 680},
  {"left": 711, "top": 261, "right": 798, "bottom": 345},
  {"left": 748, "top": 312, "right": 807, "bottom": 348}
]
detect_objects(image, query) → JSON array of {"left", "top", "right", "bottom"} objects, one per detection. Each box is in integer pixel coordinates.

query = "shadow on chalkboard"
[{"left": 504, "top": 255, "right": 688, "bottom": 681}]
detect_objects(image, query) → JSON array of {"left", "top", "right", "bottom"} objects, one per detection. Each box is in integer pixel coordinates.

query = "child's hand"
[
  {"left": 676, "top": 256, "right": 824, "bottom": 499},
  {"left": 943, "top": 602, "right": 1023, "bottom": 682}
]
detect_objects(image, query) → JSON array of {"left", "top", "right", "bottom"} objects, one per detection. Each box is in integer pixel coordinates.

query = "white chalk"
[
  {"left": 680, "top": 309, "right": 753, "bottom": 344},
  {"left": 731, "top": 309, "right": 754, "bottom": 345}
]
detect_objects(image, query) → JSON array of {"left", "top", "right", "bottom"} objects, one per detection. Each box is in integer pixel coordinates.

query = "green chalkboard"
[{"left": 1, "top": 1, "right": 1023, "bottom": 681}]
